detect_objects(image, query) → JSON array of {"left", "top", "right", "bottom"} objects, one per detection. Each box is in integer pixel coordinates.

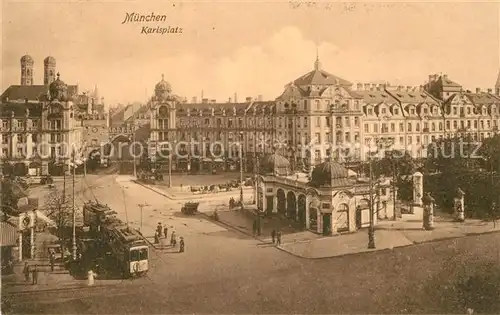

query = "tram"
[{"left": 82, "top": 201, "right": 149, "bottom": 278}]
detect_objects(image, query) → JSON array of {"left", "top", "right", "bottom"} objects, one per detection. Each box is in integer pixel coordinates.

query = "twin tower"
[{"left": 20, "top": 55, "right": 57, "bottom": 86}]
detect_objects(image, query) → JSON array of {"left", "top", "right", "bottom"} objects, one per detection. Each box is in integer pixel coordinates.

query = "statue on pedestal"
[
  {"left": 422, "top": 192, "right": 435, "bottom": 230},
  {"left": 454, "top": 187, "right": 465, "bottom": 222}
]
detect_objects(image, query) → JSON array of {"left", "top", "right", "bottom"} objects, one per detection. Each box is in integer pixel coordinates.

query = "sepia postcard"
[{"left": 1, "top": 0, "right": 500, "bottom": 314}]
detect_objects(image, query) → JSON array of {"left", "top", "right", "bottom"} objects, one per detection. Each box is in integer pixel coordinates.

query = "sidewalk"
[
  {"left": 2, "top": 260, "right": 122, "bottom": 295},
  {"left": 134, "top": 180, "right": 252, "bottom": 201},
  {"left": 208, "top": 207, "right": 500, "bottom": 259}
]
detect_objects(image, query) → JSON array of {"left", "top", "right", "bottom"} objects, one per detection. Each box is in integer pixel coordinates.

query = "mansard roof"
[
  {"left": 293, "top": 68, "right": 352, "bottom": 87},
  {"left": 1, "top": 85, "right": 78, "bottom": 103}
]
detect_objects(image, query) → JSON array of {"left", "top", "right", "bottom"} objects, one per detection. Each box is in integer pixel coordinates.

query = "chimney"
[
  {"left": 406, "top": 86, "right": 412, "bottom": 91},
  {"left": 357, "top": 83, "right": 363, "bottom": 90},
  {"left": 364, "top": 83, "right": 370, "bottom": 90},
  {"left": 428, "top": 74, "right": 433, "bottom": 83},
  {"left": 191, "top": 96, "right": 197, "bottom": 103},
  {"left": 228, "top": 97, "right": 232, "bottom": 103},
  {"left": 487, "top": 88, "right": 492, "bottom": 93},
  {"left": 376, "top": 85, "right": 381, "bottom": 91},
  {"left": 476, "top": 88, "right": 481, "bottom": 94},
  {"left": 412, "top": 86, "right": 417, "bottom": 92},
  {"left": 202, "top": 98, "right": 208, "bottom": 104},
  {"left": 245, "top": 97, "right": 252, "bottom": 102},
  {"left": 257, "top": 95, "right": 263, "bottom": 102},
  {"left": 234, "top": 93, "right": 238, "bottom": 103},
  {"left": 442, "top": 74, "right": 448, "bottom": 80}
]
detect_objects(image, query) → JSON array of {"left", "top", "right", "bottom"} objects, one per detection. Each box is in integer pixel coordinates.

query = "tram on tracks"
[{"left": 83, "top": 201, "right": 149, "bottom": 278}]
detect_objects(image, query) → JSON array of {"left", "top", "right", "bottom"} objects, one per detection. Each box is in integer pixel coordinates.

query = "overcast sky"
[{"left": 2, "top": 1, "right": 500, "bottom": 105}]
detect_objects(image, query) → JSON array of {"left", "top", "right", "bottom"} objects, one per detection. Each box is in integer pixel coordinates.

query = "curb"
[
  {"left": 197, "top": 211, "right": 267, "bottom": 243},
  {"left": 3, "top": 281, "right": 123, "bottom": 296},
  {"left": 133, "top": 180, "right": 252, "bottom": 201}
]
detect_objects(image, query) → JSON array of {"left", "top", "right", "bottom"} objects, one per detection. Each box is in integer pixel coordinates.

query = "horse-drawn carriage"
[{"left": 181, "top": 202, "right": 199, "bottom": 215}]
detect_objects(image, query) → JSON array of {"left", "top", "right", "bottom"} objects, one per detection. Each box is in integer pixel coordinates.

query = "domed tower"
[
  {"left": 44, "top": 56, "right": 57, "bottom": 85},
  {"left": 155, "top": 74, "right": 172, "bottom": 101},
  {"left": 20, "top": 55, "right": 34, "bottom": 86},
  {"left": 49, "top": 72, "right": 68, "bottom": 102}
]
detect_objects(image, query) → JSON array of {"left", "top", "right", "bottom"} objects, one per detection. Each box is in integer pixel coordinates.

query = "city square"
[{"left": 3, "top": 1, "right": 500, "bottom": 314}]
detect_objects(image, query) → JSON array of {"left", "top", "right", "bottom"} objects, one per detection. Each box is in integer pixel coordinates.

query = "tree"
[
  {"left": 0, "top": 176, "right": 29, "bottom": 217},
  {"left": 43, "top": 188, "right": 73, "bottom": 243}
]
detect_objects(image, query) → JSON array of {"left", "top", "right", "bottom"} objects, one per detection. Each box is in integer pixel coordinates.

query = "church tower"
[
  {"left": 44, "top": 56, "right": 56, "bottom": 85},
  {"left": 20, "top": 55, "right": 34, "bottom": 85},
  {"left": 314, "top": 47, "right": 321, "bottom": 71}
]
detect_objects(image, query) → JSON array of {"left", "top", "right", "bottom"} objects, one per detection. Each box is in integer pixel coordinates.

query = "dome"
[
  {"left": 21, "top": 55, "right": 34, "bottom": 64},
  {"left": 310, "top": 160, "right": 350, "bottom": 187},
  {"left": 259, "top": 153, "right": 291, "bottom": 176},
  {"left": 155, "top": 74, "right": 172, "bottom": 93},
  {"left": 49, "top": 72, "right": 68, "bottom": 101},
  {"left": 44, "top": 56, "right": 56, "bottom": 65}
]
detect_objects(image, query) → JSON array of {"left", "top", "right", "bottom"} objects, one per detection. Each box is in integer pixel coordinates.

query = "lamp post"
[
  {"left": 137, "top": 203, "right": 150, "bottom": 231},
  {"left": 239, "top": 131, "right": 244, "bottom": 208},
  {"left": 71, "top": 151, "right": 77, "bottom": 260}
]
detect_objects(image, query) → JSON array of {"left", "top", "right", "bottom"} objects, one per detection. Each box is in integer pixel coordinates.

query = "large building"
[
  {"left": 0, "top": 55, "right": 108, "bottom": 176},
  {"left": 147, "top": 59, "right": 500, "bottom": 173}
]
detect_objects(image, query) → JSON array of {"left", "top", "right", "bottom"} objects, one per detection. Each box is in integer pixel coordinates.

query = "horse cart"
[{"left": 181, "top": 202, "right": 199, "bottom": 215}]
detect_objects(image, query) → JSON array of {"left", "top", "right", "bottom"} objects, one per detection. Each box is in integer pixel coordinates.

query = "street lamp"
[
  {"left": 239, "top": 131, "right": 244, "bottom": 208},
  {"left": 137, "top": 203, "right": 150, "bottom": 231}
]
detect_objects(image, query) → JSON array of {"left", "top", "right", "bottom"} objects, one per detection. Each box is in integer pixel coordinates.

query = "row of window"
[{"left": 363, "top": 119, "right": 500, "bottom": 134}]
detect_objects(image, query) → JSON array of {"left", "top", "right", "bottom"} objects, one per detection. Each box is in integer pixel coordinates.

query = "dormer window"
[
  {"left": 381, "top": 108, "right": 387, "bottom": 115},
  {"left": 367, "top": 108, "right": 373, "bottom": 115},
  {"left": 410, "top": 108, "right": 416, "bottom": 115},
  {"left": 394, "top": 108, "right": 399, "bottom": 115},
  {"left": 423, "top": 108, "right": 428, "bottom": 114}
]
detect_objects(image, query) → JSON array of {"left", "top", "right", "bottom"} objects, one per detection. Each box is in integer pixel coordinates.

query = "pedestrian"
[
  {"left": 31, "top": 264, "right": 38, "bottom": 285},
  {"left": 276, "top": 230, "right": 282, "bottom": 246},
  {"left": 252, "top": 220, "right": 257, "bottom": 236},
  {"left": 154, "top": 231, "right": 160, "bottom": 244},
  {"left": 156, "top": 222, "right": 162, "bottom": 236},
  {"left": 271, "top": 229, "right": 276, "bottom": 244},
  {"left": 163, "top": 225, "right": 168, "bottom": 239},
  {"left": 171, "top": 231, "right": 177, "bottom": 247},
  {"left": 23, "top": 262, "right": 30, "bottom": 283},
  {"left": 179, "top": 237, "right": 185, "bottom": 253},
  {"left": 50, "top": 252, "right": 55, "bottom": 272}
]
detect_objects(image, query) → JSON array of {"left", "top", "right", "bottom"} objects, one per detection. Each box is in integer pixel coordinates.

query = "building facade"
[{"left": 0, "top": 55, "right": 101, "bottom": 176}]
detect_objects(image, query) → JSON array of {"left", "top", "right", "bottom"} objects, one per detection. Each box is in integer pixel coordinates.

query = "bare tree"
[{"left": 43, "top": 188, "right": 73, "bottom": 243}]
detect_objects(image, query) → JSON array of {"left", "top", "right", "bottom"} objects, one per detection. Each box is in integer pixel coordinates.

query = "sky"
[{"left": 2, "top": 1, "right": 500, "bottom": 106}]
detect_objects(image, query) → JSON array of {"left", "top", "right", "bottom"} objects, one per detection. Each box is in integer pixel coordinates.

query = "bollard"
[{"left": 87, "top": 269, "right": 95, "bottom": 286}]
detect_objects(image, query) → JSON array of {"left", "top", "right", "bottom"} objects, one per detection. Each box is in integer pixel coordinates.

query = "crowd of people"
[{"left": 153, "top": 222, "right": 185, "bottom": 253}]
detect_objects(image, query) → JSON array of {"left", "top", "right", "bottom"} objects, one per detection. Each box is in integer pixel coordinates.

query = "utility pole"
[
  {"left": 72, "top": 152, "right": 77, "bottom": 260},
  {"left": 239, "top": 132, "right": 244, "bottom": 208},
  {"left": 368, "top": 152, "right": 376, "bottom": 249},
  {"left": 168, "top": 141, "right": 172, "bottom": 188},
  {"left": 132, "top": 104, "right": 137, "bottom": 179},
  {"left": 392, "top": 155, "right": 397, "bottom": 221},
  {"left": 137, "top": 203, "right": 150, "bottom": 231}
]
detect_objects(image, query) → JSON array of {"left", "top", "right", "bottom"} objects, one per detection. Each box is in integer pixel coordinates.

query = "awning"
[
  {"left": 35, "top": 210, "right": 56, "bottom": 227},
  {"left": 214, "top": 158, "right": 224, "bottom": 162},
  {"left": 202, "top": 158, "right": 212, "bottom": 162},
  {"left": 0, "top": 221, "right": 18, "bottom": 247}
]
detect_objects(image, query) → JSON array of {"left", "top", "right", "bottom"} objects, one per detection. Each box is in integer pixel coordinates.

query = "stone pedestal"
[{"left": 413, "top": 172, "right": 423, "bottom": 206}]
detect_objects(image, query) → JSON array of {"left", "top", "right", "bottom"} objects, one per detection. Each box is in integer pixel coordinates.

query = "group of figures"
[
  {"left": 154, "top": 223, "right": 185, "bottom": 253},
  {"left": 422, "top": 187, "right": 466, "bottom": 230}
]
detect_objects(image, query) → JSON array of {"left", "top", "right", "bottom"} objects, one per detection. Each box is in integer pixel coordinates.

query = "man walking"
[
  {"left": 23, "top": 262, "right": 30, "bottom": 283},
  {"left": 276, "top": 230, "right": 282, "bottom": 246},
  {"left": 156, "top": 222, "right": 163, "bottom": 237},
  {"left": 31, "top": 264, "right": 38, "bottom": 285},
  {"left": 179, "top": 237, "right": 185, "bottom": 253},
  {"left": 271, "top": 229, "right": 276, "bottom": 244},
  {"left": 50, "top": 252, "right": 55, "bottom": 272},
  {"left": 163, "top": 225, "right": 168, "bottom": 239},
  {"left": 171, "top": 231, "right": 177, "bottom": 247}
]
